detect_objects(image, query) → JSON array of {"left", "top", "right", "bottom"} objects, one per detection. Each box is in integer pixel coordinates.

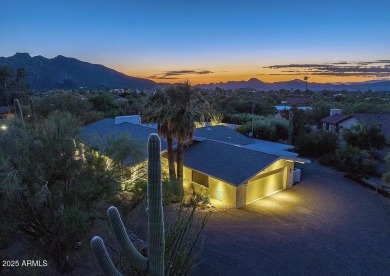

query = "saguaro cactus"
[
  {"left": 14, "top": 99, "right": 25, "bottom": 127},
  {"left": 91, "top": 133, "right": 165, "bottom": 276}
]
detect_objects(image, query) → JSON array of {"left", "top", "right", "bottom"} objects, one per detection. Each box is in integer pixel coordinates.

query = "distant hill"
[
  {"left": 2, "top": 53, "right": 389, "bottom": 91},
  {"left": 197, "top": 78, "right": 390, "bottom": 92},
  {"left": 0, "top": 53, "right": 157, "bottom": 90}
]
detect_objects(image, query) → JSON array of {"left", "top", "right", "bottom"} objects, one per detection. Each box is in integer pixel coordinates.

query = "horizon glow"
[{"left": 1, "top": 0, "right": 389, "bottom": 85}]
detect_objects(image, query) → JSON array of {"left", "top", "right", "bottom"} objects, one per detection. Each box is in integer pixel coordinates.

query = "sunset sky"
[{"left": 1, "top": 0, "right": 389, "bottom": 84}]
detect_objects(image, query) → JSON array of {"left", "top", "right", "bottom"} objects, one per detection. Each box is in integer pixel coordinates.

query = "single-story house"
[
  {"left": 83, "top": 117, "right": 309, "bottom": 207},
  {"left": 321, "top": 109, "right": 390, "bottom": 144},
  {"left": 351, "top": 113, "right": 390, "bottom": 145}
]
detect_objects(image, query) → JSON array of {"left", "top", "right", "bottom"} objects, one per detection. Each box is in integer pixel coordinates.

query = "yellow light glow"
[
  {"left": 0, "top": 125, "right": 7, "bottom": 131},
  {"left": 214, "top": 181, "right": 227, "bottom": 200},
  {"left": 270, "top": 192, "right": 300, "bottom": 204}
]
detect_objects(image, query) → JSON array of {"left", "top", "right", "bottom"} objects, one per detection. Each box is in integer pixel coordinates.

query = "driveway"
[{"left": 194, "top": 161, "right": 390, "bottom": 276}]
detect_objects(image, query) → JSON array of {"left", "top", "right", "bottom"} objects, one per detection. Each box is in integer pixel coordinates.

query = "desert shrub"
[
  {"left": 210, "top": 112, "right": 224, "bottom": 125},
  {"left": 342, "top": 124, "right": 386, "bottom": 150},
  {"left": 33, "top": 93, "right": 101, "bottom": 123},
  {"left": 332, "top": 146, "right": 378, "bottom": 176},
  {"left": 0, "top": 112, "right": 140, "bottom": 272},
  {"left": 229, "top": 113, "right": 264, "bottom": 124},
  {"left": 164, "top": 201, "right": 210, "bottom": 276},
  {"left": 295, "top": 130, "right": 339, "bottom": 157},
  {"left": 237, "top": 116, "right": 288, "bottom": 141}
]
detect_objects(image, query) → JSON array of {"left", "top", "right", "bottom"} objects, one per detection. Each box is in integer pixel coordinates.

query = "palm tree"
[
  {"left": 144, "top": 82, "right": 210, "bottom": 195},
  {"left": 304, "top": 76, "right": 309, "bottom": 91},
  {"left": 168, "top": 82, "right": 210, "bottom": 193},
  {"left": 144, "top": 90, "right": 176, "bottom": 181}
]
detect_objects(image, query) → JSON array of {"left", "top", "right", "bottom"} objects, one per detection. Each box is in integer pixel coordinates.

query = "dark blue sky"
[{"left": 1, "top": 0, "right": 389, "bottom": 83}]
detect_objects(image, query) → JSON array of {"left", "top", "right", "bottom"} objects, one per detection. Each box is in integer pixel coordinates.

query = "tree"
[
  {"left": 88, "top": 92, "right": 118, "bottom": 112},
  {"left": 168, "top": 82, "right": 210, "bottom": 192},
  {"left": 0, "top": 111, "right": 140, "bottom": 272},
  {"left": 33, "top": 93, "right": 101, "bottom": 124},
  {"left": 144, "top": 90, "right": 177, "bottom": 182},
  {"left": 236, "top": 116, "right": 288, "bottom": 141},
  {"left": 304, "top": 76, "right": 309, "bottom": 91},
  {"left": 144, "top": 82, "right": 210, "bottom": 194},
  {"left": 295, "top": 130, "right": 339, "bottom": 158},
  {"left": 342, "top": 124, "right": 386, "bottom": 150},
  {"left": 0, "top": 66, "right": 29, "bottom": 106}
]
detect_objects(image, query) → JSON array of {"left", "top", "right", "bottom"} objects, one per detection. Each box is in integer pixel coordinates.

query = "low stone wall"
[{"left": 360, "top": 178, "right": 390, "bottom": 199}]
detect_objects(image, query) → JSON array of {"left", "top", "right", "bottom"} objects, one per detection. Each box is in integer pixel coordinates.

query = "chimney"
[{"left": 330, "top": 109, "right": 342, "bottom": 116}]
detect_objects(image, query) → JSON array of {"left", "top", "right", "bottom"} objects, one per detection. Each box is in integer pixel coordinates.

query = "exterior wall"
[
  {"left": 183, "top": 166, "right": 192, "bottom": 191},
  {"left": 258, "top": 159, "right": 294, "bottom": 188},
  {"left": 246, "top": 167, "right": 285, "bottom": 204},
  {"left": 339, "top": 118, "right": 358, "bottom": 130},
  {"left": 208, "top": 176, "right": 237, "bottom": 206},
  {"left": 183, "top": 166, "right": 237, "bottom": 206},
  {"left": 236, "top": 185, "right": 247, "bottom": 207},
  {"left": 183, "top": 166, "right": 209, "bottom": 195},
  {"left": 241, "top": 159, "right": 295, "bottom": 205},
  {"left": 183, "top": 159, "right": 294, "bottom": 208},
  {"left": 322, "top": 122, "right": 328, "bottom": 130},
  {"left": 329, "top": 124, "right": 337, "bottom": 132},
  {"left": 160, "top": 156, "right": 170, "bottom": 180}
]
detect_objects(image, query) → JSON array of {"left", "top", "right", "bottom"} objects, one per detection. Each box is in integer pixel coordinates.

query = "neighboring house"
[
  {"left": 83, "top": 117, "right": 309, "bottom": 207},
  {"left": 320, "top": 109, "right": 353, "bottom": 132},
  {"left": 274, "top": 100, "right": 313, "bottom": 120},
  {"left": 351, "top": 113, "right": 390, "bottom": 145},
  {"left": 321, "top": 109, "right": 390, "bottom": 145}
]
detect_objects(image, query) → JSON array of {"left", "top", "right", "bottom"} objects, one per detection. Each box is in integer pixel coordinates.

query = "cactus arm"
[
  {"left": 107, "top": 206, "right": 148, "bottom": 271},
  {"left": 147, "top": 134, "right": 165, "bottom": 276},
  {"left": 91, "top": 236, "right": 123, "bottom": 276}
]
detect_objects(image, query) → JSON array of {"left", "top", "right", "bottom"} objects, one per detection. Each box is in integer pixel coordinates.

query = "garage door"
[{"left": 246, "top": 167, "right": 285, "bottom": 204}]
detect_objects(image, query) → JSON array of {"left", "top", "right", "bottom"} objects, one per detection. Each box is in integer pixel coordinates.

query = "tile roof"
[
  {"left": 183, "top": 140, "right": 280, "bottom": 186},
  {"left": 194, "top": 125, "right": 254, "bottom": 145},
  {"left": 352, "top": 113, "right": 390, "bottom": 143},
  {"left": 320, "top": 114, "right": 351, "bottom": 124}
]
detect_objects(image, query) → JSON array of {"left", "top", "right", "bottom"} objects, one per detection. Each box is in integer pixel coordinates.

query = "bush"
[
  {"left": 33, "top": 93, "right": 101, "bottom": 123},
  {"left": 342, "top": 124, "right": 386, "bottom": 150},
  {"left": 229, "top": 113, "right": 264, "bottom": 124},
  {"left": 237, "top": 116, "right": 288, "bottom": 141},
  {"left": 331, "top": 146, "right": 378, "bottom": 176},
  {"left": 0, "top": 112, "right": 131, "bottom": 272},
  {"left": 295, "top": 130, "right": 338, "bottom": 157}
]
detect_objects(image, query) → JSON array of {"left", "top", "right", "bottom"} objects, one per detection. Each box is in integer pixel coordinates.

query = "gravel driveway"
[{"left": 194, "top": 161, "right": 390, "bottom": 276}]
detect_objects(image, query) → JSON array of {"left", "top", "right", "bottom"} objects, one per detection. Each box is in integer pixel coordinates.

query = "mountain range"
[
  {"left": 0, "top": 53, "right": 157, "bottom": 90},
  {"left": 197, "top": 78, "right": 390, "bottom": 92},
  {"left": 1, "top": 53, "right": 389, "bottom": 91}
]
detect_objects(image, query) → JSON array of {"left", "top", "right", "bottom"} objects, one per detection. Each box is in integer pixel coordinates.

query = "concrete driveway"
[{"left": 195, "top": 161, "right": 390, "bottom": 276}]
